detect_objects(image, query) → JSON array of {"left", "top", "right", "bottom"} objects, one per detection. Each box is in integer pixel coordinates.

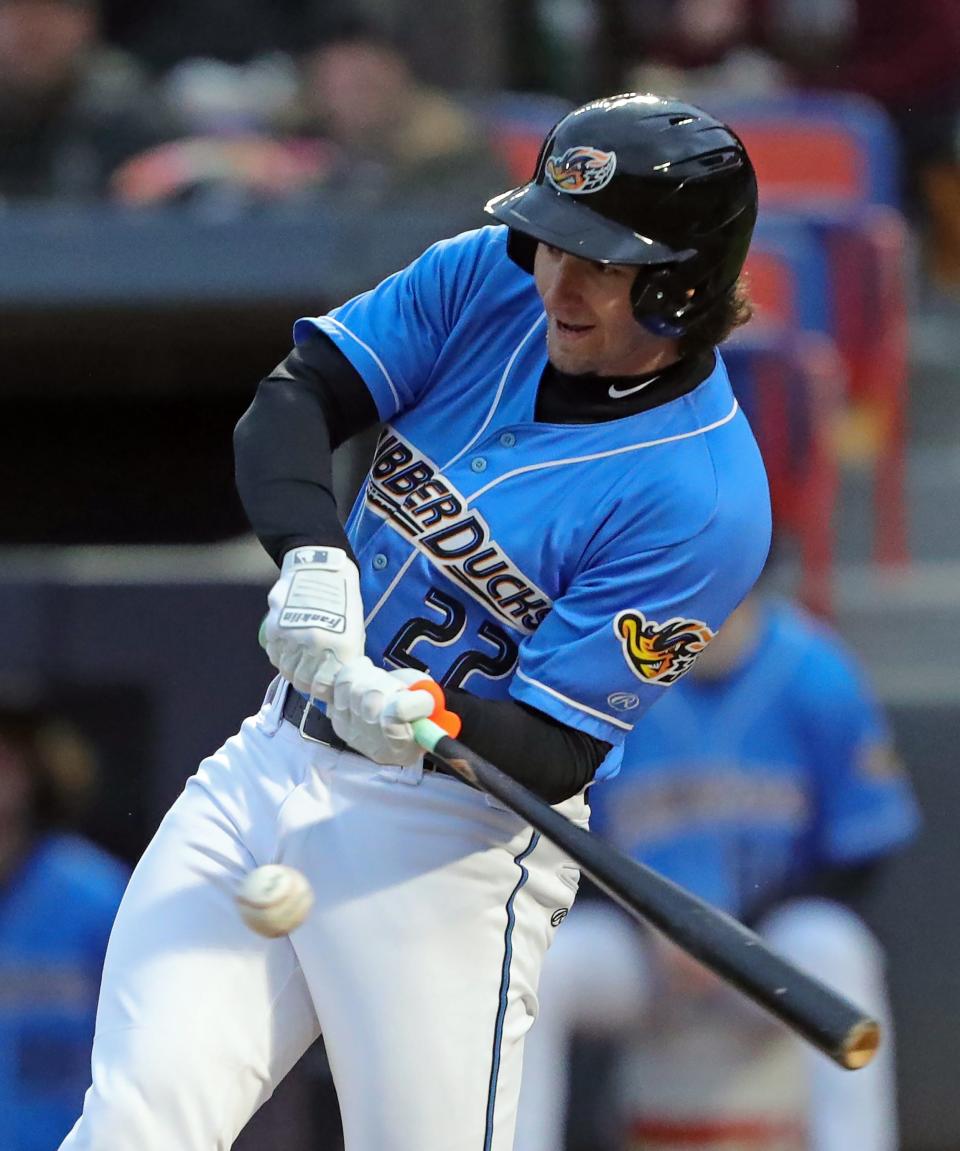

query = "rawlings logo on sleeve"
[
  {"left": 614, "top": 610, "right": 714, "bottom": 685},
  {"left": 367, "top": 429, "right": 552, "bottom": 635}
]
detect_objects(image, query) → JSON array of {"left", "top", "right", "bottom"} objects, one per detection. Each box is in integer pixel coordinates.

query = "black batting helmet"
[{"left": 484, "top": 93, "right": 758, "bottom": 336}]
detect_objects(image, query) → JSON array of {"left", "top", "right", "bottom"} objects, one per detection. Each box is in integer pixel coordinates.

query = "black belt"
[
  {"left": 281, "top": 687, "right": 348, "bottom": 748},
  {"left": 280, "top": 686, "right": 471, "bottom": 786}
]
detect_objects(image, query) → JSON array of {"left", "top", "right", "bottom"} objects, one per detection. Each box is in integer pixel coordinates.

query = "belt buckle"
[{"left": 297, "top": 693, "right": 334, "bottom": 746}]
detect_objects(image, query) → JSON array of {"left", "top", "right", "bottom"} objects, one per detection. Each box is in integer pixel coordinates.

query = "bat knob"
[
  {"left": 410, "top": 679, "right": 462, "bottom": 739},
  {"left": 840, "top": 1018, "right": 881, "bottom": 1069}
]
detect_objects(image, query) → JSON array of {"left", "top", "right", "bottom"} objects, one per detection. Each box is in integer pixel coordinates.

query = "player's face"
[{"left": 534, "top": 244, "right": 680, "bottom": 376}]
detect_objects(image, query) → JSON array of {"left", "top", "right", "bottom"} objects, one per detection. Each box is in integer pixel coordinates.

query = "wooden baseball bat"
[{"left": 412, "top": 717, "right": 879, "bottom": 1071}]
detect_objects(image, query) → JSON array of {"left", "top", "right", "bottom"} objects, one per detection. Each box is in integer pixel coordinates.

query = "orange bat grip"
[{"left": 410, "top": 679, "right": 462, "bottom": 739}]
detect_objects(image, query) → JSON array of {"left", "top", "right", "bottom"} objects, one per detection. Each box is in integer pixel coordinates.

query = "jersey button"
[
  {"left": 470, "top": 457, "right": 487, "bottom": 473},
  {"left": 499, "top": 432, "right": 516, "bottom": 447},
  {"left": 372, "top": 553, "right": 388, "bottom": 571}
]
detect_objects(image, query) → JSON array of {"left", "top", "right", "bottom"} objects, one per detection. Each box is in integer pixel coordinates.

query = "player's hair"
[{"left": 677, "top": 276, "right": 753, "bottom": 358}]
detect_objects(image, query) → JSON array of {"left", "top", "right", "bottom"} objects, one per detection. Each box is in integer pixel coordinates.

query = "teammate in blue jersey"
[
  {"left": 591, "top": 593, "right": 918, "bottom": 917},
  {"left": 62, "top": 94, "right": 771, "bottom": 1151},
  {"left": 0, "top": 703, "right": 129, "bottom": 1151},
  {"left": 515, "top": 591, "right": 920, "bottom": 1151}
]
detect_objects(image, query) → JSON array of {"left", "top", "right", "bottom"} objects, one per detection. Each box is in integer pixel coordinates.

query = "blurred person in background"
[
  {"left": 291, "top": 14, "right": 509, "bottom": 206},
  {"left": 98, "top": 0, "right": 338, "bottom": 75},
  {"left": 0, "top": 0, "right": 177, "bottom": 201},
  {"left": 515, "top": 587, "right": 920, "bottom": 1151},
  {"left": 607, "top": 0, "right": 960, "bottom": 295},
  {"left": 617, "top": 0, "right": 789, "bottom": 105},
  {"left": 503, "top": 1, "right": 786, "bottom": 110},
  {"left": 0, "top": 696, "right": 129, "bottom": 1151},
  {"left": 759, "top": 0, "right": 960, "bottom": 295},
  {"left": 112, "top": 14, "right": 507, "bottom": 216}
]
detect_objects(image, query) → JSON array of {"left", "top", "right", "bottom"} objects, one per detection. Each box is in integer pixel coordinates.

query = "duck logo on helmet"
[{"left": 545, "top": 146, "right": 617, "bottom": 195}]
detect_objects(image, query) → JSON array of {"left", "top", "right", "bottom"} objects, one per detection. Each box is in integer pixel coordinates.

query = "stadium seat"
[
  {"left": 749, "top": 207, "right": 909, "bottom": 567},
  {"left": 747, "top": 218, "right": 832, "bottom": 333},
  {"left": 819, "top": 205, "right": 910, "bottom": 565},
  {"left": 716, "top": 95, "right": 910, "bottom": 566},
  {"left": 725, "top": 330, "right": 845, "bottom": 616},
  {"left": 714, "top": 93, "right": 901, "bottom": 210}
]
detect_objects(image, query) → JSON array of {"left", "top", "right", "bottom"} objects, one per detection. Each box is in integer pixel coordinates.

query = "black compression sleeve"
[
  {"left": 444, "top": 687, "right": 610, "bottom": 805},
  {"left": 234, "top": 335, "right": 379, "bottom": 566}
]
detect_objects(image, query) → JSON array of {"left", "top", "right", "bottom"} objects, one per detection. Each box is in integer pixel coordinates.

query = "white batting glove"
[
  {"left": 259, "top": 546, "right": 365, "bottom": 703},
  {"left": 329, "top": 657, "right": 438, "bottom": 766}
]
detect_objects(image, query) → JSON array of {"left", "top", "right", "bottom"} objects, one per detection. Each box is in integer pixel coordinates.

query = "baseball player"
[
  {"left": 61, "top": 94, "right": 770, "bottom": 1151},
  {"left": 515, "top": 590, "right": 920, "bottom": 1151}
]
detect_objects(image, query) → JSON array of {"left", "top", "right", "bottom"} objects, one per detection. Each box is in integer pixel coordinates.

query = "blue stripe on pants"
[{"left": 484, "top": 829, "right": 541, "bottom": 1150}]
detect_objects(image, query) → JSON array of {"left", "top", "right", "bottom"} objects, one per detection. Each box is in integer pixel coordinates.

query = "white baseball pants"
[{"left": 61, "top": 681, "right": 587, "bottom": 1151}]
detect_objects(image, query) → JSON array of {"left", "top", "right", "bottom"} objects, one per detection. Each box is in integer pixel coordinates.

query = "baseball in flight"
[{"left": 236, "top": 864, "right": 314, "bottom": 937}]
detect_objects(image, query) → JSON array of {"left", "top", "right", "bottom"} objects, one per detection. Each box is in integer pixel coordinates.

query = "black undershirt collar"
[{"left": 535, "top": 349, "right": 716, "bottom": 425}]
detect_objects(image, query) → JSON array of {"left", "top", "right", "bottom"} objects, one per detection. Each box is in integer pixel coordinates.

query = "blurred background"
[{"left": 0, "top": 0, "right": 958, "bottom": 1148}]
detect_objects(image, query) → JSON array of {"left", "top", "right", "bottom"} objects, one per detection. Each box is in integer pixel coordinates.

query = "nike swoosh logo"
[{"left": 608, "top": 375, "right": 659, "bottom": 399}]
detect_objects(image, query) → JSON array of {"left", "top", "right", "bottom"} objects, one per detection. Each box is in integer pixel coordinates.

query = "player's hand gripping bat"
[{"left": 409, "top": 685, "right": 879, "bottom": 1072}]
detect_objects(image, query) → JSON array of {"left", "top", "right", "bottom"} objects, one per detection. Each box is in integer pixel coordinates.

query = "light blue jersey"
[
  {"left": 590, "top": 598, "right": 921, "bottom": 912},
  {"left": 0, "top": 834, "right": 129, "bottom": 1151},
  {"left": 296, "top": 226, "right": 771, "bottom": 781}
]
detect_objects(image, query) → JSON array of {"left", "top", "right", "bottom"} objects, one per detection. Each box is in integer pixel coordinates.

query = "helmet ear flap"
[
  {"left": 631, "top": 268, "right": 690, "bottom": 336},
  {"left": 506, "top": 229, "right": 538, "bottom": 273}
]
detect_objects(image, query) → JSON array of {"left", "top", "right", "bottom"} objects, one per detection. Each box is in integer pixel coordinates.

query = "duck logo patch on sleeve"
[{"left": 614, "top": 610, "right": 715, "bottom": 686}]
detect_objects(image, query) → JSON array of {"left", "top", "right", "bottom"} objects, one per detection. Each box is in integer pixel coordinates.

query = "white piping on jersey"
[
  {"left": 467, "top": 398, "right": 739, "bottom": 504},
  {"left": 317, "top": 316, "right": 401, "bottom": 411},
  {"left": 441, "top": 314, "right": 547, "bottom": 471},
  {"left": 364, "top": 549, "right": 418, "bottom": 628},
  {"left": 350, "top": 476, "right": 372, "bottom": 538},
  {"left": 514, "top": 668, "right": 634, "bottom": 732}
]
